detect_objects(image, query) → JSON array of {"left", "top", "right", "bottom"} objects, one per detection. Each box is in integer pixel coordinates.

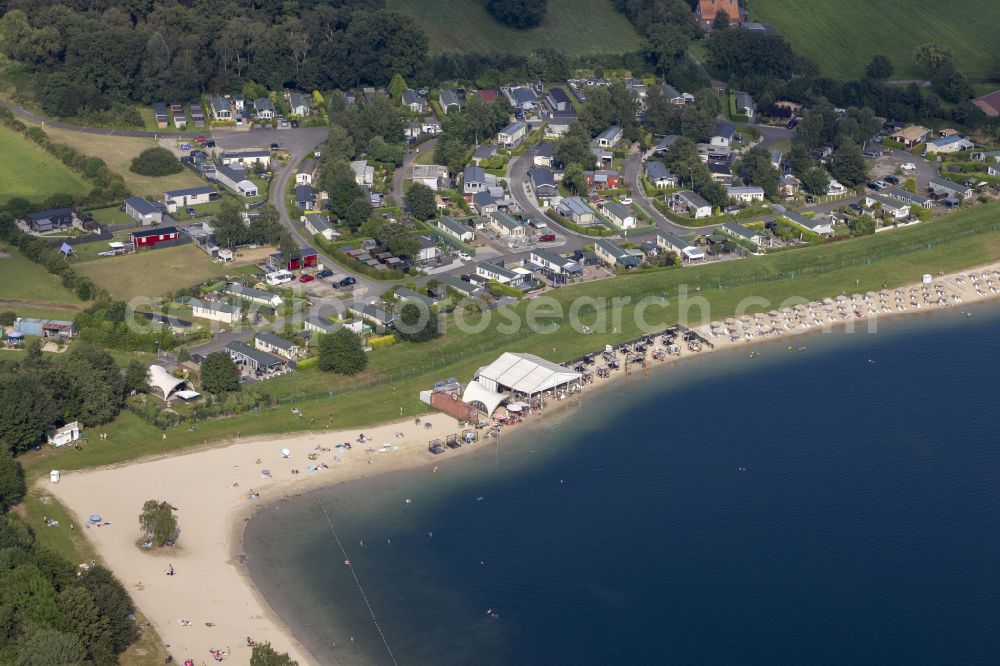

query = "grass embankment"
[
  {"left": 73, "top": 244, "right": 257, "bottom": 300},
  {"left": 20, "top": 121, "right": 204, "bottom": 198},
  {"left": 20, "top": 202, "right": 1000, "bottom": 481},
  {"left": 751, "top": 0, "right": 1000, "bottom": 80},
  {"left": 0, "top": 243, "right": 83, "bottom": 305},
  {"left": 0, "top": 125, "right": 90, "bottom": 204},
  {"left": 387, "top": 0, "right": 642, "bottom": 56}
]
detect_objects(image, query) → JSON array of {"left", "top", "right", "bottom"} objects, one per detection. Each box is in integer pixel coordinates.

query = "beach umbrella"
[
  {"left": 822, "top": 297, "right": 834, "bottom": 305},
  {"left": 768, "top": 310, "right": 780, "bottom": 317},
  {"left": 89, "top": 515, "right": 101, "bottom": 523},
  {"left": 740, "top": 314, "right": 752, "bottom": 323},
  {"left": 725, "top": 317, "right": 736, "bottom": 325},
  {"left": 710, "top": 321, "right": 723, "bottom": 329},
  {"left": 836, "top": 294, "right": 848, "bottom": 302},
  {"left": 281, "top": 448, "right": 291, "bottom": 458}
]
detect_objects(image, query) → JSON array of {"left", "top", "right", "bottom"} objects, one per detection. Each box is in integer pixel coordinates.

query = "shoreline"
[{"left": 44, "top": 262, "right": 1000, "bottom": 664}]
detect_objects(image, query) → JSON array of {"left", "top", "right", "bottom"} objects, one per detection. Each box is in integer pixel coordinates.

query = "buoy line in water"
[{"left": 317, "top": 497, "right": 398, "bottom": 666}]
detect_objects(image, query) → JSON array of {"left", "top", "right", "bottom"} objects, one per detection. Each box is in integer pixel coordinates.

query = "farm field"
[
  {"left": 751, "top": 0, "right": 1000, "bottom": 80},
  {"left": 73, "top": 243, "right": 256, "bottom": 300},
  {"left": 0, "top": 243, "right": 82, "bottom": 305},
  {"left": 0, "top": 126, "right": 90, "bottom": 204},
  {"left": 21, "top": 120, "right": 204, "bottom": 199},
  {"left": 387, "top": 0, "right": 642, "bottom": 56}
]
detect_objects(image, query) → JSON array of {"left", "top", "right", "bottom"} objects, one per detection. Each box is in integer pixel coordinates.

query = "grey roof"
[
  {"left": 353, "top": 303, "right": 393, "bottom": 325},
  {"left": 727, "top": 186, "right": 764, "bottom": 196},
  {"left": 930, "top": 176, "right": 969, "bottom": 192},
  {"left": 547, "top": 88, "right": 570, "bottom": 105},
  {"left": 254, "top": 98, "right": 274, "bottom": 112},
  {"left": 305, "top": 213, "right": 331, "bottom": 232},
  {"left": 658, "top": 232, "right": 693, "bottom": 250},
  {"left": 535, "top": 142, "right": 556, "bottom": 158},
  {"left": 722, "top": 221, "right": 758, "bottom": 240},
  {"left": 295, "top": 184, "right": 314, "bottom": 201},
  {"left": 866, "top": 193, "right": 908, "bottom": 210},
  {"left": 224, "top": 149, "right": 270, "bottom": 160},
  {"left": 601, "top": 200, "right": 632, "bottom": 221},
  {"left": 675, "top": 190, "right": 710, "bottom": 208},
  {"left": 394, "top": 287, "right": 436, "bottom": 307},
  {"left": 440, "top": 90, "right": 463, "bottom": 107},
  {"left": 464, "top": 166, "right": 486, "bottom": 184},
  {"left": 438, "top": 216, "right": 471, "bottom": 236},
  {"left": 437, "top": 274, "right": 482, "bottom": 295},
  {"left": 884, "top": 187, "right": 930, "bottom": 205},
  {"left": 644, "top": 161, "right": 673, "bottom": 181},
  {"left": 401, "top": 89, "right": 420, "bottom": 106},
  {"left": 782, "top": 210, "right": 824, "bottom": 230},
  {"left": 597, "top": 125, "right": 622, "bottom": 141},
  {"left": 188, "top": 298, "right": 239, "bottom": 314},
  {"left": 478, "top": 260, "right": 517, "bottom": 281},
  {"left": 530, "top": 168, "right": 556, "bottom": 188},
  {"left": 663, "top": 84, "right": 682, "bottom": 100},
  {"left": 166, "top": 185, "right": 217, "bottom": 199},
  {"left": 530, "top": 248, "right": 569, "bottom": 266},
  {"left": 255, "top": 331, "right": 297, "bottom": 351},
  {"left": 225, "top": 284, "right": 277, "bottom": 302},
  {"left": 125, "top": 196, "right": 160, "bottom": 215},
  {"left": 490, "top": 211, "right": 522, "bottom": 231},
  {"left": 734, "top": 91, "right": 754, "bottom": 109},
  {"left": 595, "top": 239, "right": 638, "bottom": 267},
  {"left": 708, "top": 162, "right": 732, "bottom": 176},
  {"left": 473, "top": 191, "right": 496, "bottom": 207},
  {"left": 558, "top": 196, "right": 593, "bottom": 217},
  {"left": 511, "top": 87, "right": 537, "bottom": 106},
  {"left": 714, "top": 122, "right": 736, "bottom": 139},
  {"left": 289, "top": 92, "right": 309, "bottom": 109},
  {"left": 654, "top": 134, "right": 680, "bottom": 151},
  {"left": 226, "top": 341, "right": 283, "bottom": 367},
  {"left": 500, "top": 121, "right": 526, "bottom": 135},
  {"left": 473, "top": 144, "right": 496, "bottom": 159}
]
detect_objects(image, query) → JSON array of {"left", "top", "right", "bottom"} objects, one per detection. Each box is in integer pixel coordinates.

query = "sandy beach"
[{"left": 44, "top": 262, "right": 1000, "bottom": 665}]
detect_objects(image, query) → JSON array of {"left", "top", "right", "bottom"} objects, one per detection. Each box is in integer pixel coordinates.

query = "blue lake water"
[{"left": 244, "top": 303, "right": 1000, "bottom": 665}]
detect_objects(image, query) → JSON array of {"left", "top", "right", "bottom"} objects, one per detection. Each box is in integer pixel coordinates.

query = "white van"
[{"left": 265, "top": 270, "right": 294, "bottom": 286}]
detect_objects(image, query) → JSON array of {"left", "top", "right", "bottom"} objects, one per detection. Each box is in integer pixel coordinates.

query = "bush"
[
  {"left": 200, "top": 352, "right": 240, "bottom": 394},
  {"left": 318, "top": 329, "right": 368, "bottom": 375},
  {"left": 130, "top": 147, "right": 183, "bottom": 177}
]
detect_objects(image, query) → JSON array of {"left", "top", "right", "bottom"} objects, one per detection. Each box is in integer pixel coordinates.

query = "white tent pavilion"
[{"left": 462, "top": 352, "right": 583, "bottom": 415}]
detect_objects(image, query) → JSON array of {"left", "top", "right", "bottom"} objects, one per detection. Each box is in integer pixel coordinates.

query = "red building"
[
  {"left": 130, "top": 226, "right": 179, "bottom": 249},
  {"left": 269, "top": 246, "right": 318, "bottom": 271}
]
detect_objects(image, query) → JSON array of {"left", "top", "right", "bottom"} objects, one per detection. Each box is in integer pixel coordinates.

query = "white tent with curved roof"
[
  {"left": 461, "top": 381, "right": 509, "bottom": 416},
  {"left": 473, "top": 352, "right": 582, "bottom": 395},
  {"left": 148, "top": 364, "right": 190, "bottom": 401}
]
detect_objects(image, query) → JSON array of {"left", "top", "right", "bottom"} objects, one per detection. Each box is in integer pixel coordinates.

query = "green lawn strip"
[
  {"left": 19, "top": 204, "right": 1000, "bottom": 476},
  {"left": 0, "top": 125, "right": 90, "bottom": 203},
  {"left": 0, "top": 243, "right": 83, "bottom": 304}
]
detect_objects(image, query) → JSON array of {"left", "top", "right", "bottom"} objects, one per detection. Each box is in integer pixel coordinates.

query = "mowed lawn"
[
  {"left": 0, "top": 126, "right": 89, "bottom": 204},
  {"left": 0, "top": 244, "right": 82, "bottom": 305},
  {"left": 752, "top": 0, "right": 1000, "bottom": 80},
  {"left": 22, "top": 121, "right": 204, "bottom": 199},
  {"left": 387, "top": 0, "right": 642, "bottom": 56},
  {"left": 74, "top": 244, "right": 239, "bottom": 300}
]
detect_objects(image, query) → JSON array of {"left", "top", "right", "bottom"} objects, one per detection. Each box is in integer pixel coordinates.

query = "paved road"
[
  {"left": 1, "top": 99, "right": 203, "bottom": 139},
  {"left": 622, "top": 149, "right": 719, "bottom": 236},
  {"left": 392, "top": 138, "right": 438, "bottom": 207}
]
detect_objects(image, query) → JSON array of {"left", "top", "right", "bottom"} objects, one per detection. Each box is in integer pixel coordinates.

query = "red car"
[
  {"left": 194, "top": 135, "right": 208, "bottom": 143},
  {"left": 539, "top": 234, "right": 556, "bottom": 242},
  {"left": 298, "top": 275, "right": 315, "bottom": 283}
]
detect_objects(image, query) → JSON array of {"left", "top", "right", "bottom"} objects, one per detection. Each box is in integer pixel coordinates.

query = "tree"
[
  {"left": 322, "top": 125, "right": 355, "bottom": 164},
  {"left": 251, "top": 642, "right": 298, "bottom": 666},
  {"left": 388, "top": 73, "right": 408, "bottom": 103},
  {"left": 830, "top": 139, "right": 868, "bottom": 186},
  {"left": 0, "top": 311, "right": 15, "bottom": 327},
  {"left": 913, "top": 43, "right": 953, "bottom": 75},
  {"left": 129, "top": 147, "right": 182, "bottom": 176},
  {"left": 122, "top": 360, "right": 150, "bottom": 396},
  {"left": 317, "top": 329, "right": 367, "bottom": 375},
  {"left": 562, "top": 164, "right": 587, "bottom": 195},
  {"left": 800, "top": 167, "right": 830, "bottom": 196},
  {"left": 866, "top": 54, "right": 894, "bottom": 80},
  {"left": 58, "top": 586, "right": 113, "bottom": 663},
  {"left": 15, "top": 626, "right": 87, "bottom": 666},
  {"left": 0, "top": 447, "right": 26, "bottom": 511},
  {"left": 555, "top": 123, "right": 594, "bottom": 169},
  {"left": 712, "top": 11, "right": 730, "bottom": 30},
  {"left": 395, "top": 302, "right": 439, "bottom": 343},
  {"left": 5, "top": 197, "right": 32, "bottom": 220},
  {"left": 200, "top": 353, "right": 240, "bottom": 394},
  {"left": 485, "top": 0, "right": 547, "bottom": 29},
  {"left": 0, "top": 374, "right": 57, "bottom": 453},
  {"left": 405, "top": 183, "right": 437, "bottom": 221},
  {"left": 78, "top": 566, "right": 137, "bottom": 653},
  {"left": 644, "top": 22, "right": 689, "bottom": 77},
  {"left": 138, "top": 500, "right": 177, "bottom": 547},
  {"left": 739, "top": 146, "right": 780, "bottom": 199}
]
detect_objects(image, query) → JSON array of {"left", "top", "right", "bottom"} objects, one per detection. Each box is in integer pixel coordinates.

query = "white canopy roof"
[
  {"left": 148, "top": 364, "right": 189, "bottom": 400},
  {"left": 475, "top": 352, "right": 582, "bottom": 395},
  {"left": 461, "top": 381, "right": 509, "bottom": 415}
]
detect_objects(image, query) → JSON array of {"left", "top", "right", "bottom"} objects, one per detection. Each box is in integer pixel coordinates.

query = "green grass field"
[
  {"left": 0, "top": 244, "right": 82, "bottom": 305},
  {"left": 751, "top": 0, "right": 1000, "bottom": 80},
  {"left": 387, "top": 0, "right": 642, "bottom": 56},
  {"left": 74, "top": 244, "right": 244, "bottom": 300},
  {"left": 0, "top": 126, "right": 90, "bottom": 204}
]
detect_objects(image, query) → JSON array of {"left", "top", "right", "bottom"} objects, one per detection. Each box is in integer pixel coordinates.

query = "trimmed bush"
[{"left": 130, "top": 147, "right": 183, "bottom": 176}]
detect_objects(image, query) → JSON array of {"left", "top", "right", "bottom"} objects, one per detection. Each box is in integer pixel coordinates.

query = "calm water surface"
[{"left": 245, "top": 304, "right": 1000, "bottom": 665}]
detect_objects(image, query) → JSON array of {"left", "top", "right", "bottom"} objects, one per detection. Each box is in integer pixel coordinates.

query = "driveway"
[
  {"left": 623, "top": 149, "right": 721, "bottom": 236},
  {"left": 392, "top": 137, "right": 438, "bottom": 207}
]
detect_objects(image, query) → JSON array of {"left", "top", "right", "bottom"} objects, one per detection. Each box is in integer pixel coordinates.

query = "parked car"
[
  {"left": 203, "top": 140, "right": 215, "bottom": 148},
  {"left": 290, "top": 120, "right": 299, "bottom": 128},
  {"left": 194, "top": 136, "right": 208, "bottom": 143},
  {"left": 298, "top": 275, "right": 315, "bottom": 283},
  {"left": 316, "top": 269, "right": 334, "bottom": 279},
  {"left": 866, "top": 182, "right": 882, "bottom": 191},
  {"left": 863, "top": 151, "right": 880, "bottom": 159},
  {"left": 873, "top": 180, "right": 888, "bottom": 189},
  {"left": 539, "top": 234, "right": 556, "bottom": 242},
  {"left": 805, "top": 196, "right": 815, "bottom": 204},
  {"left": 185, "top": 207, "right": 197, "bottom": 216},
  {"left": 884, "top": 176, "right": 899, "bottom": 185},
  {"left": 457, "top": 252, "right": 472, "bottom": 262},
  {"left": 900, "top": 162, "right": 917, "bottom": 172},
  {"left": 270, "top": 143, "right": 280, "bottom": 150},
  {"left": 337, "top": 277, "right": 357, "bottom": 288},
  {"left": 849, "top": 203, "right": 864, "bottom": 214}
]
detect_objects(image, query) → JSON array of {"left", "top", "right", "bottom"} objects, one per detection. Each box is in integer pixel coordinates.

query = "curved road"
[
  {"left": 391, "top": 137, "right": 438, "bottom": 207},
  {"left": 1, "top": 99, "right": 204, "bottom": 139}
]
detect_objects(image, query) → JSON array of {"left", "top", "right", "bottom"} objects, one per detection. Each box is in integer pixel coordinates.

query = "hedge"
[
  {"left": 312, "top": 235, "right": 409, "bottom": 281},
  {"left": 545, "top": 209, "right": 615, "bottom": 237}
]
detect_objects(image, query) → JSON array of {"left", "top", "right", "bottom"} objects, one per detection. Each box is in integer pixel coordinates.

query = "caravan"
[{"left": 265, "top": 270, "right": 294, "bottom": 286}]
